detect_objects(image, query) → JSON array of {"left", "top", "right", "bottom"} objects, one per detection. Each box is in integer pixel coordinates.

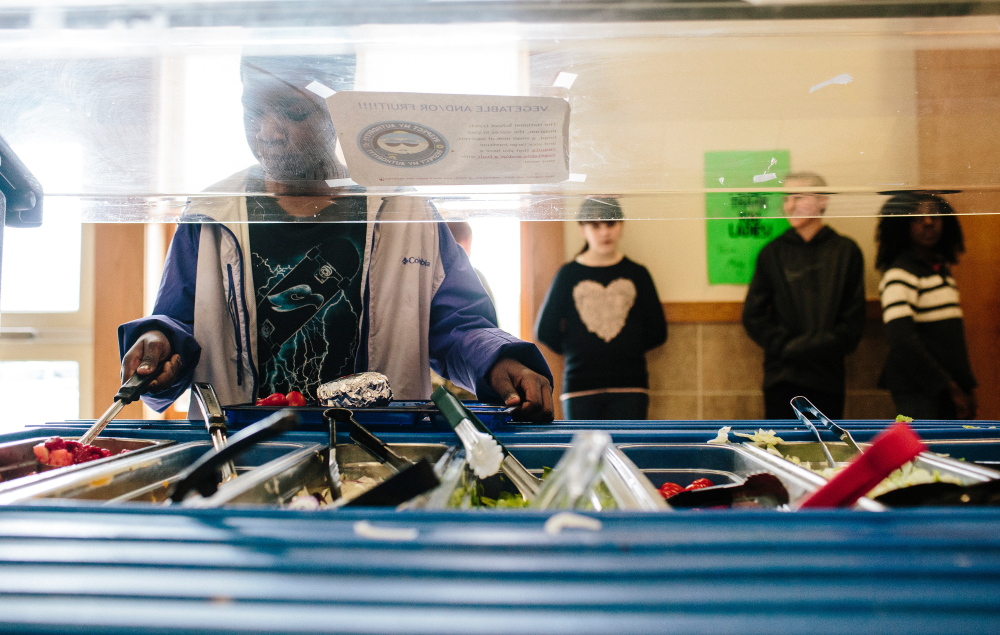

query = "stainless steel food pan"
[
  {"left": 420, "top": 443, "right": 666, "bottom": 511},
  {"left": 739, "top": 441, "right": 1000, "bottom": 506},
  {"left": 617, "top": 443, "right": 837, "bottom": 508},
  {"left": 924, "top": 439, "right": 1000, "bottom": 470},
  {"left": 0, "top": 436, "right": 174, "bottom": 494},
  {"left": 0, "top": 440, "right": 311, "bottom": 505},
  {"left": 188, "top": 443, "right": 451, "bottom": 508},
  {"left": 758, "top": 441, "right": 1000, "bottom": 485}
]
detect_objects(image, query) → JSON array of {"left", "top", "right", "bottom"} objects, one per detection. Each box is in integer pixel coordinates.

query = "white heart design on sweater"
[{"left": 572, "top": 278, "right": 637, "bottom": 343}]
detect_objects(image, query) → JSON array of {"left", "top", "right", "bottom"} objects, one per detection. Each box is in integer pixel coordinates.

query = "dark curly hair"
[{"left": 874, "top": 192, "right": 965, "bottom": 271}]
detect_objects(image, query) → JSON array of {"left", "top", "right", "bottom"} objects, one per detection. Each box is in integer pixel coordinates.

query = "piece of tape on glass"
[
  {"left": 306, "top": 81, "right": 336, "bottom": 99},
  {"left": 326, "top": 178, "right": 357, "bottom": 188},
  {"left": 553, "top": 72, "right": 578, "bottom": 89},
  {"left": 566, "top": 173, "right": 588, "bottom": 183},
  {"left": 809, "top": 73, "right": 852, "bottom": 93}
]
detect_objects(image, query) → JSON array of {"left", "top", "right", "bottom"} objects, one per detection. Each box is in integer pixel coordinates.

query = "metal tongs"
[
  {"left": 79, "top": 367, "right": 163, "bottom": 446},
  {"left": 432, "top": 386, "right": 541, "bottom": 500},
  {"left": 169, "top": 409, "right": 299, "bottom": 502},
  {"left": 192, "top": 383, "right": 236, "bottom": 482},
  {"left": 790, "top": 396, "right": 862, "bottom": 469},
  {"left": 324, "top": 408, "right": 440, "bottom": 508}
]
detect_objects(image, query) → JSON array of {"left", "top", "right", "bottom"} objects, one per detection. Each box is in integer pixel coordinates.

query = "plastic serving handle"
[{"left": 798, "top": 420, "right": 927, "bottom": 509}]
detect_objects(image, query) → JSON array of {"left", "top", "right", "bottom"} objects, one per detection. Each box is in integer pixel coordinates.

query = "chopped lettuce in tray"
[{"left": 718, "top": 422, "right": 962, "bottom": 499}]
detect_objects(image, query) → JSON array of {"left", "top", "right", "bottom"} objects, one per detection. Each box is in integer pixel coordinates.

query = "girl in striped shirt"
[{"left": 875, "top": 192, "right": 977, "bottom": 420}]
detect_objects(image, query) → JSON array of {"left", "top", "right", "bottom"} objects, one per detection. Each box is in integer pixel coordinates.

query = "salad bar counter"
[{"left": 0, "top": 409, "right": 998, "bottom": 634}]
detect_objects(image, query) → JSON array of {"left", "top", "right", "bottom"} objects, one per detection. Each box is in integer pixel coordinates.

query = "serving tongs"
[
  {"left": 324, "top": 407, "right": 440, "bottom": 508},
  {"left": 790, "top": 396, "right": 862, "bottom": 469},
  {"left": 79, "top": 366, "right": 163, "bottom": 446},
  {"left": 798, "top": 418, "right": 927, "bottom": 508},
  {"left": 327, "top": 408, "right": 415, "bottom": 473},
  {"left": 432, "top": 386, "right": 541, "bottom": 500},
  {"left": 168, "top": 409, "right": 299, "bottom": 503},
  {"left": 192, "top": 383, "right": 235, "bottom": 482}
]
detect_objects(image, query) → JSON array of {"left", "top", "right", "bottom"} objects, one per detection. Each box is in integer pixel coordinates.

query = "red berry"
[
  {"left": 47, "top": 449, "right": 73, "bottom": 467},
  {"left": 658, "top": 482, "right": 685, "bottom": 499},
  {"left": 256, "top": 392, "right": 288, "bottom": 407},
  {"left": 685, "top": 478, "right": 714, "bottom": 491},
  {"left": 32, "top": 444, "right": 49, "bottom": 463}
]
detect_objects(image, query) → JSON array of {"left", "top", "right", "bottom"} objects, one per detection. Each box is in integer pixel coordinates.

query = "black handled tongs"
[
  {"left": 79, "top": 367, "right": 163, "bottom": 446},
  {"left": 432, "top": 386, "right": 541, "bottom": 500},
  {"left": 324, "top": 408, "right": 440, "bottom": 508},
  {"left": 325, "top": 408, "right": 414, "bottom": 472},
  {"left": 168, "top": 409, "right": 299, "bottom": 503},
  {"left": 790, "top": 396, "right": 862, "bottom": 469},
  {"left": 192, "top": 383, "right": 236, "bottom": 482}
]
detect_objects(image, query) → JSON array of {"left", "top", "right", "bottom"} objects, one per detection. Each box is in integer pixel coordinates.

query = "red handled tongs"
[{"left": 797, "top": 419, "right": 927, "bottom": 508}]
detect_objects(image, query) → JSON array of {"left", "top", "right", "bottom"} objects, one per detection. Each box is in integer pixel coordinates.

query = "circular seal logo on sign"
[{"left": 357, "top": 121, "right": 449, "bottom": 168}]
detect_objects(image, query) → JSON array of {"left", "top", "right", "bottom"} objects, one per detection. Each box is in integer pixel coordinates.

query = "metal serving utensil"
[
  {"left": 790, "top": 396, "right": 863, "bottom": 457},
  {"left": 168, "top": 409, "right": 299, "bottom": 503},
  {"left": 321, "top": 409, "right": 344, "bottom": 501},
  {"left": 323, "top": 408, "right": 442, "bottom": 507},
  {"left": 79, "top": 368, "right": 163, "bottom": 446},
  {"left": 191, "top": 383, "right": 236, "bottom": 482},
  {"left": 432, "top": 386, "right": 541, "bottom": 500},
  {"left": 326, "top": 407, "right": 414, "bottom": 472},
  {"left": 788, "top": 396, "right": 838, "bottom": 469}
]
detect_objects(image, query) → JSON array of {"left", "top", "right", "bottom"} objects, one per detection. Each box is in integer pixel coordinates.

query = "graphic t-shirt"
[
  {"left": 535, "top": 257, "right": 667, "bottom": 393},
  {"left": 247, "top": 196, "right": 367, "bottom": 398}
]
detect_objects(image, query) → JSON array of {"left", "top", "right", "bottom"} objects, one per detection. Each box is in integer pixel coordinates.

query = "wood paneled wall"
[
  {"left": 93, "top": 225, "right": 145, "bottom": 418},
  {"left": 917, "top": 49, "right": 1000, "bottom": 419},
  {"left": 521, "top": 221, "right": 567, "bottom": 419}
]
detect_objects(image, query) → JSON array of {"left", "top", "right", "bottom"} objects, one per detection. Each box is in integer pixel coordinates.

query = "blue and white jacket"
[{"left": 119, "top": 171, "right": 550, "bottom": 411}]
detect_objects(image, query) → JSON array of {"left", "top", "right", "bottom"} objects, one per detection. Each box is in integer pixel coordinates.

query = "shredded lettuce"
[
  {"left": 732, "top": 428, "right": 786, "bottom": 454},
  {"left": 706, "top": 426, "right": 732, "bottom": 445}
]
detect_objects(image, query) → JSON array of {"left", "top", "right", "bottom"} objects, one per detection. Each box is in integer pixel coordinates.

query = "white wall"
[{"left": 554, "top": 27, "right": 921, "bottom": 300}]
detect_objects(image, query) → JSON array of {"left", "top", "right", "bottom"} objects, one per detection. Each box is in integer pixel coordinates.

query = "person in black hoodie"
[
  {"left": 875, "top": 192, "right": 976, "bottom": 420},
  {"left": 742, "top": 172, "right": 866, "bottom": 419}
]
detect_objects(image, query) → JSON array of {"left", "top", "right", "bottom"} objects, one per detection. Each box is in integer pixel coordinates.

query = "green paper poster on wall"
[{"left": 705, "top": 150, "right": 790, "bottom": 284}]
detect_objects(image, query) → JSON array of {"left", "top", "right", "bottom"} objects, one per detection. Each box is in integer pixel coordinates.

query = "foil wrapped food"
[{"left": 316, "top": 372, "right": 393, "bottom": 408}]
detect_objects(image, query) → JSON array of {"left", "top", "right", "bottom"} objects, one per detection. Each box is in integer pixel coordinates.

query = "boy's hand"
[
  {"left": 121, "top": 330, "right": 182, "bottom": 392},
  {"left": 487, "top": 358, "right": 554, "bottom": 422}
]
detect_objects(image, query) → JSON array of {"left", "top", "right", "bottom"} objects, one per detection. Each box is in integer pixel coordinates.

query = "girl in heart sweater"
[{"left": 535, "top": 198, "right": 667, "bottom": 420}]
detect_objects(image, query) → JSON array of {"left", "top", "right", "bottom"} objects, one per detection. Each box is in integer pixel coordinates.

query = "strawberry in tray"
[{"left": 33, "top": 437, "right": 113, "bottom": 467}]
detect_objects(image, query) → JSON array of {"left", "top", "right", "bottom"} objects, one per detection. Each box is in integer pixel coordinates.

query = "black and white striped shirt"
[
  {"left": 877, "top": 252, "right": 976, "bottom": 395},
  {"left": 880, "top": 266, "right": 963, "bottom": 325}
]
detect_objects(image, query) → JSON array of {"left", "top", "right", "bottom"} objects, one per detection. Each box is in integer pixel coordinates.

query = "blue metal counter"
[{"left": 0, "top": 418, "right": 998, "bottom": 634}]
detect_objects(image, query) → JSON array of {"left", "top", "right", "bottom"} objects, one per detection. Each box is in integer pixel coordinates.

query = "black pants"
[
  {"left": 891, "top": 390, "right": 955, "bottom": 420},
  {"left": 563, "top": 392, "right": 649, "bottom": 421},
  {"left": 764, "top": 381, "right": 844, "bottom": 420}
]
